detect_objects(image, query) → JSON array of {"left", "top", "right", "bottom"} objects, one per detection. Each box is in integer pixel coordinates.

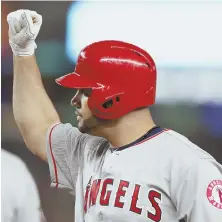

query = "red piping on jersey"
[
  {"left": 49, "top": 123, "right": 61, "bottom": 188},
  {"left": 134, "top": 129, "right": 169, "bottom": 146}
]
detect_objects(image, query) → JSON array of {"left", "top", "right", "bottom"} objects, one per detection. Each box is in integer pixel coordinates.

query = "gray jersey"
[{"left": 47, "top": 123, "right": 222, "bottom": 222}]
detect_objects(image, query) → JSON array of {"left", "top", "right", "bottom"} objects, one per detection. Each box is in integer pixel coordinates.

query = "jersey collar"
[{"left": 110, "top": 126, "right": 164, "bottom": 152}]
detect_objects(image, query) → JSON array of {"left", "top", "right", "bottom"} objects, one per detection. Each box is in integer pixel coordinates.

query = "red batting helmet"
[{"left": 56, "top": 40, "right": 156, "bottom": 119}]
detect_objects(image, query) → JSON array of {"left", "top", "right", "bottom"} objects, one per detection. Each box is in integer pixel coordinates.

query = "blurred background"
[{"left": 1, "top": 1, "right": 222, "bottom": 222}]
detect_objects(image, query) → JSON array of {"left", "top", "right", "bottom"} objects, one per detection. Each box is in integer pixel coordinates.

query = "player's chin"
[
  {"left": 78, "top": 118, "right": 98, "bottom": 134},
  {"left": 77, "top": 119, "right": 89, "bottom": 133}
]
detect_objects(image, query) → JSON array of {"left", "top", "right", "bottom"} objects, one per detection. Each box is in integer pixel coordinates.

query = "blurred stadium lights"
[
  {"left": 66, "top": 1, "right": 222, "bottom": 68},
  {"left": 156, "top": 68, "right": 222, "bottom": 104},
  {"left": 66, "top": 1, "right": 222, "bottom": 104}
]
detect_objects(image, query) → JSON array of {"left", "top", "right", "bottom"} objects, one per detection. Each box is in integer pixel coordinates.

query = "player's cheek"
[{"left": 83, "top": 98, "right": 91, "bottom": 117}]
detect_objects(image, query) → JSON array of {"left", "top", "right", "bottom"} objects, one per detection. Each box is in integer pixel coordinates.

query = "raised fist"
[{"left": 7, "top": 9, "right": 42, "bottom": 56}]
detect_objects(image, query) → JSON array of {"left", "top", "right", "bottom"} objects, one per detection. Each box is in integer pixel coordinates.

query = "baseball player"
[
  {"left": 7, "top": 9, "right": 222, "bottom": 222},
  {"left": 1, "top": 149, "right": 44, "bottom": 222}
]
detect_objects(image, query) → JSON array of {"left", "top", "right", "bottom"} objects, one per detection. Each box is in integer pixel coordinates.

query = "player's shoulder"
[
  {"left": 54, "top": 122, "right": 108, "bottom": 154},
  {"left": 50, "top": 122, "right": 104, "bottom": 143},
  {"left": 158, "top": 129, "right": 215, "bottom": 161}
]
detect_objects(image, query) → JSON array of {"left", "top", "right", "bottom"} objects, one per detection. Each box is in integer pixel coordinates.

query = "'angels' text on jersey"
[{"left": 84, "top": 177, "right": 162, "bottom": 221}]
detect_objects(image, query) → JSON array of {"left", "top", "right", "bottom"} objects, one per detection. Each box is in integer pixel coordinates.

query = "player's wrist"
[{"left": 9, "top": 41, "right": 36, "bottom": 56}]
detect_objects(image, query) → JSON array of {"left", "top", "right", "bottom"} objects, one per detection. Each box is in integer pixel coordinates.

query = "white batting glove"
[{"left": 7, "top": 9, "right": 42, "bottom": 56}]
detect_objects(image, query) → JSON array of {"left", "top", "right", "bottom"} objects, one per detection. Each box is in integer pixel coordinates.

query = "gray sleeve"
[
  {"left": 46, "top": 123, "right": 92, "bottom": 190},
  {"left": 172, "top": 158, "right": 222, "bottom": 222}
]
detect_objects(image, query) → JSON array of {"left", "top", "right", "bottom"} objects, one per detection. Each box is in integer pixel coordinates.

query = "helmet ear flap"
[
  {"left": 88, "top": 84, "right": 155, "bottom": 120},
  {"left": 88, "top": 87, "right": 127, "bottom": 119},
  {"left": 101, "top": 95, "right": 121, "bottom": 109}
]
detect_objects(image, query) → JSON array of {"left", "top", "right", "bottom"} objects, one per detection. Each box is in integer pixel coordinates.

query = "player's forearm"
[{"left": 13, "top": 55, "right": 60, "bottom": 154}]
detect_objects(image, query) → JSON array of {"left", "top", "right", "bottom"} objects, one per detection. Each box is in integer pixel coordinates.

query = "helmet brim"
[{"left": 55, "top": 72, "right": 99, "bottom": 89}]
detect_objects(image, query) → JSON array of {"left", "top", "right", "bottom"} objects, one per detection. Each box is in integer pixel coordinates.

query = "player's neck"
[{"left": 93, "top": 108, "right": 156, "bottom": 148}]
